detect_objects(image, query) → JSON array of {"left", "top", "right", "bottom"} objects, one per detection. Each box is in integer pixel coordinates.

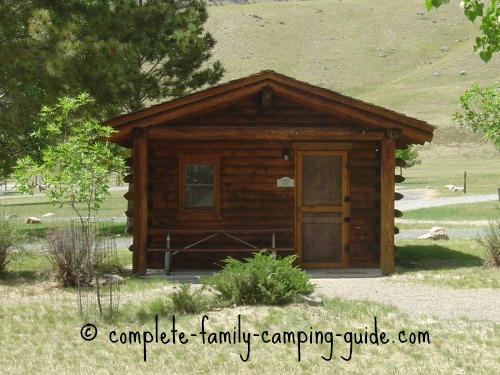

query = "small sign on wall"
[{"left": 277, "top": 177, "right": 294, "bottom": 187}]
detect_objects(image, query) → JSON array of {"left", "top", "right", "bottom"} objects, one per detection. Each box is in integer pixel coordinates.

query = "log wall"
[{"left": 125, "top": 95, "right": 383, "bottom": 269}]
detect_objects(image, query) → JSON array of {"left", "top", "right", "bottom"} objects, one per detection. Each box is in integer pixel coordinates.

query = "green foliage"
[
  {"left": 136, "top": 284, "right": 216, "bottom": 320},
  {"left": 13, "top": 93, "right": 125, "bottom": 221},
  {"left": 170, "top": 284, "right": 216, "bottom": 315},
  {"left": 0, "top": 0, "right": 223, "bottom": 177},
  {"left": 0, "top": 207, "right": 25, "bottom": 274},
  {"left": 454, "top": 83, "right": 500, "bottom": 151},
  {"left": 204, "top": 252, "right": 314, "bottom": 306},
  {"left": 426, "top": 0, "right": 500, "bottom": 62},
  {"left": 476, "top": 220, "right": 500, "bottom": 268},
  {"left": 395, "top": 145, "right": 420, "bottom": 174}
]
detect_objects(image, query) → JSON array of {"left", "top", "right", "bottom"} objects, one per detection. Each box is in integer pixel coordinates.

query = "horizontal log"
[
  {"left": 350, "top": 166, "right": 379, "bottom": 176},
  {"left": 351, "top": 175, "right": 379, "bottom": 184},
  {"left": 349, "top": 260, "right": 379, "bottom": 268},
  {"left": 351, "top": 185, "right": 378, "bottom": 193},
  {"left": 350, "top": 208, "right": 379, "bottom": 217},
  {"left": 350, "top": 149, "right": 378, "bottom": 159},
  {"left": 349, "top": 252, "right": 378, "bottom": 261},
  {"left": 149, "top": 227, "right": 293, "bottom": 235},
  {"left": 350, "top": 233, "right": 378, "bottom": 243},
  {"left": 151, "top": 140, "right": 291, "bottom": 150},
  {"left": 394, "top": 192, "right": 404, "bottom": 201},
  {"left": 394, "top": 209, "right": 403, "bottom": 218},
  {"left": 350, "top": 158, "right": 381, "bottom": 167},
  {"left": 148, "top": 247, "right": 294, "bottom": 253},
  {"left": 349, "top": 200, "right": 379, "bottom": 209},
  {"left": 351, "top": 192, "right": 379, "bottom": 201},
  {"left": 222, "top": 166, "right": 293, "bottom": 175},
  {"left": 192, "top": 113, "right": 346, "bottom": 125},
  {"left": 148, "top": 126, "right": 386, "bottom": 141}
]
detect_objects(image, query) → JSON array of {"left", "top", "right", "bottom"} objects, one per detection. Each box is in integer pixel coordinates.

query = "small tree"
[
  {"left": 13, "top": 93, "right": 125, "bottom": 286},
  {"left": 14, "top": 93, "right": 125, "bottom": 222},
  {"left": 454, "top": 83, "right": 500, "bottom": 151},
  {"left": 395, "top": 145, "right": 420, "bottom": 176}
]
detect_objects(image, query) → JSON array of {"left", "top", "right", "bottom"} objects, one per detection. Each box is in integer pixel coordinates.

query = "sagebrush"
[
  {"left": 204, "top": 251, "right": 314, "bottom": 305},
  {"left": 44, "top": 221, "right": 119, "bottom": 287},
  {"left": 476, "top": 220, "right": 500, "bottom": 268}
]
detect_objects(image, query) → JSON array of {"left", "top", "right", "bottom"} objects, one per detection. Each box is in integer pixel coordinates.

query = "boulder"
[
  {"left": 418, "top": 227, "right": 449, "bottom": 240},
  {"left": 92, "top": 274, "right": 126, "bottom": 287},
  {"left": 297, "top": 294, "right": 323, "bottom": 307},
  {"left": 25, "top": 217, "right": 41, "bottom": 224}
]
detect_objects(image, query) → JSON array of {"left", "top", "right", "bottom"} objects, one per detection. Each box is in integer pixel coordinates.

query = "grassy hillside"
[{"left": 206, "top": 0, "right": 500, "bottom": 191}]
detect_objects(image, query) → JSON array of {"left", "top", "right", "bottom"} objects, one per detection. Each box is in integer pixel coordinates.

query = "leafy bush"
[
  {"left": 476, "top": 220, "right": 500, "bottom": 268},
  {"left": 204, "top": 251, "right": 314, "bottom": 305},
  {"left": 0, "top": 208, "right": 25, "bottom": 274}
]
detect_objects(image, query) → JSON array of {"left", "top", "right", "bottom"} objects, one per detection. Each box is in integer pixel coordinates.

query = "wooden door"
[{"left": 296, "top": 150, "right": 349, "bottom": 267}]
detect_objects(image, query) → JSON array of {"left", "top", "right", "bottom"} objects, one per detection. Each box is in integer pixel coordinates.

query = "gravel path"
[
  {"left": 396, "top": 192, "right": 498, "bottom": 211},
  {"left": 312, "top": 277, "right": 500, "bottom": 323}
]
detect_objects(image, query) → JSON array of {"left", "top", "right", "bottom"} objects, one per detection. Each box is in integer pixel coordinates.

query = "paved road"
[{"left": 396, "top": 192, "right": 498, "bottom": 211}]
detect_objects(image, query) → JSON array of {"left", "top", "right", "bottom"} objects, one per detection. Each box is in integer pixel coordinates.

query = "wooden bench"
[{"left": 147, "top": 227, "right": 294, "bottom": 274}]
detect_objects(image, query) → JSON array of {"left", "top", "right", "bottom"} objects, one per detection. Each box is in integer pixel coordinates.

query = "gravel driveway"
[{"left": 311, "top": 276, "right": 500, "bottom": 324}]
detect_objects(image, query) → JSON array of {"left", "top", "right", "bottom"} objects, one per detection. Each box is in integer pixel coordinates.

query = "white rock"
[
  {"left": 297, "top": 294, "right": 323, "bottom": 307},
  {"left": 25, "top": 217, "right": 41, "bottom": 224},
  {"left": 418, "top": 227, "right": 449, "bottom": 240}
]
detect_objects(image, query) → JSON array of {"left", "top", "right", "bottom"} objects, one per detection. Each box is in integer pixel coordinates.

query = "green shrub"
[
  {"left": 0, "top": 208, "right": 25, "bottom": 274},
  {"left": 170, "top": 284, "right": 215, "bottom": 314},
  {"left": 476, "top": 220, "right": 500, "bottom": 268},
  {"left": 204, "top": 251, "right": 314, "bottom": 306}
]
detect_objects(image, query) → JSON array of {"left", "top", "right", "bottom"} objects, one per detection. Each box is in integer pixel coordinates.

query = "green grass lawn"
[
  {"left": 400, "top": 201, "right": 500, "bottom": 223},
  {"left": 394, "top": 238, "right": 500, "bottom": 289},
  {"left": 0, "top": 189, "right": 129, "bottom": 239}
]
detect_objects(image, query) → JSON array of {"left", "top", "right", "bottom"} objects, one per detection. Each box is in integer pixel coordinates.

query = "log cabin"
[{"left": 106, "top": 71, "right": 435, "bottom": 275}]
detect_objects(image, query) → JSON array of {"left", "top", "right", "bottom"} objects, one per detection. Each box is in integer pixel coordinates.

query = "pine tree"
[{"left": 0, "top": 0, "right": 224, "bottom": 177}]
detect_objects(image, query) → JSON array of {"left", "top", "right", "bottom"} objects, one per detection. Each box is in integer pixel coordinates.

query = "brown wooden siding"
[
  {"left": 124, "top": 94, "right": 383, "bottom": 269},
  {"left": 146, "top": 139, "right": 295, "bottom": 268},
  {"left": 349, "top": 141, "right": 381, "bottom": 268}
]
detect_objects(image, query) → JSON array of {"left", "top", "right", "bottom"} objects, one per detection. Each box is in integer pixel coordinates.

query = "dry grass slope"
[{"left": 206, "top": 0, "right": 500, "bottom": 174}]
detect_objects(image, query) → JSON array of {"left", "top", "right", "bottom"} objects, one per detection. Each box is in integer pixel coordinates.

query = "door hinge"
[
  {"left": 344, "top": 217, "right": 350, "bottom": 223},
  {"left": 344, "top": 245, "right": 350, "bottom": 253},
  {"left": 344, "top": 196, "right": 351, "bottom": 203}
]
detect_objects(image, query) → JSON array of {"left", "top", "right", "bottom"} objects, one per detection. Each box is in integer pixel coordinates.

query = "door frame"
[{"left": 294, "top": 142, "right": 352, "bottom": 268}]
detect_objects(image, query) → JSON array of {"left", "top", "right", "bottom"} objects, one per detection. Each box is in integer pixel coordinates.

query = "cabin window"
[
  {"left": 185, "top": 165, "right": 214, "bottom": 208},
  {"left": 179, "top": 156, "right": 220, "bottom": 215}
]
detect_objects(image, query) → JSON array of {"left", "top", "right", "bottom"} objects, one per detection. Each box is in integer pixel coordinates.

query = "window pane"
[
  {"left": 185, "top": 165, "right": 214, "bottom": 186},
  {"left": 184, "top": 164, "right": 215, "bottom": 209},
  {"left": 185, "top": 186, "right": 214, "bottom": 208}
]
